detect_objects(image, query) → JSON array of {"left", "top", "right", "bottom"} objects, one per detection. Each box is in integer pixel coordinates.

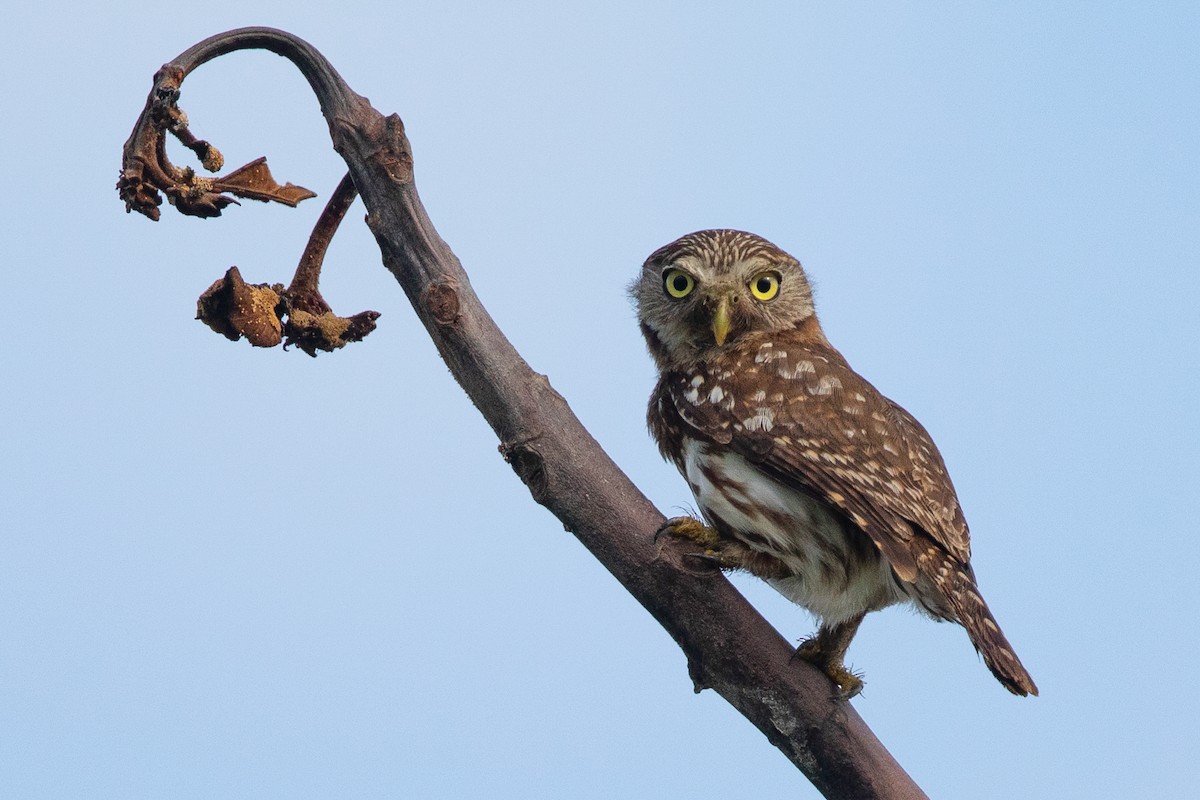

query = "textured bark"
[{"left": 122, "top": 28, "right": 929, "bottom": 800}]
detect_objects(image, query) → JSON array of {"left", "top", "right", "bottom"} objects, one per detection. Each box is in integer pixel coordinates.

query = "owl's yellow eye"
[
  {"left": 663, "top": 268, "right": 695, "bottom": 299},
  {"left": 750, "top": 272, "right": 781, "bottom": 301}
]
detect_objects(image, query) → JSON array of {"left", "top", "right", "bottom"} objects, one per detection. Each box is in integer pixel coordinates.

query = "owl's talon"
[{"left": 682, "top": 551, "right": 724, "bottom": 567}]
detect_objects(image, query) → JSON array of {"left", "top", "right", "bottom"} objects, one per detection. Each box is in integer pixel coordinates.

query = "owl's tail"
[{"left": 943, "top": 563, "right": 1039, "bottom": 697}]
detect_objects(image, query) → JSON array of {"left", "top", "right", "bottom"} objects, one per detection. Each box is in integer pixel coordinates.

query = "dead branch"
[{"left": 118, "top": 27, "right": 928, "bottom": 800}]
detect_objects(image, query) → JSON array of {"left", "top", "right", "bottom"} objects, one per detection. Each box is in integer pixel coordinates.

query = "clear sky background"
[{"left": 2, "top": 3, "right": 1197, "bottom": 798}]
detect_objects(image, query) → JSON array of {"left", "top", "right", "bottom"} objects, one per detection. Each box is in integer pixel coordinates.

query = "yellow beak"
[{"left": 711, "top": 296, "right": 731, "bottom": 346}]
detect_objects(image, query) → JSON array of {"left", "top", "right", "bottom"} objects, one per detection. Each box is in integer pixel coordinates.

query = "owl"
[{"left": 632, "top": 229, "right": 1037, "bottom": 698}]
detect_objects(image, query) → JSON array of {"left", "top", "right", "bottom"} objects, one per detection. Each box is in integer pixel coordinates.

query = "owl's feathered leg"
[{"left": 795, "top": 614, "right": 867, "bottom": 699}]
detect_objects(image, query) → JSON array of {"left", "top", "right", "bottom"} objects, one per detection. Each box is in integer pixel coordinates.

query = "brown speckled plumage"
[{"left": 633, "top": 229, "right": 1036, "bottom": 697}]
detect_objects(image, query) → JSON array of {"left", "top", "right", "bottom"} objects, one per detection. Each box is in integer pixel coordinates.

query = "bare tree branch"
[{"left": 119, "top": 27, "right": 929, "bottom": 800}]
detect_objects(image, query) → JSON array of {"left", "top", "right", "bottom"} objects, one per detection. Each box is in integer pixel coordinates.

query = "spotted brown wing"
[{"left": 666, "top": 334, "right": 972, "bottom": 582}]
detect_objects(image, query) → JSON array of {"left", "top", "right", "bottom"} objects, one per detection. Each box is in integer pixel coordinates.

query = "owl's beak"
[{"left": 711, "top": 296, "right": 732, "bottom": 346}]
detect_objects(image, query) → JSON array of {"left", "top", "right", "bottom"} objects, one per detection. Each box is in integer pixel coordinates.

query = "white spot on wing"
[
  {"left": 779, "top": 360, "right": 816, "bottom": 379},
  {"left": 809, "top": 375, "right": 842, "bottom": 396},
  {"left": 742, "top": 407, "right": 776, "bottom": 432}
]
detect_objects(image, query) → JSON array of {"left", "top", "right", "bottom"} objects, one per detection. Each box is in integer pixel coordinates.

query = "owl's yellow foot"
[
  {"left": 795, "top": 614, "right": 868, "bottom": 700},
  {"left": 656, "top": 516, "right": 751, "bottom": 571},
  {"left": 795, "top": 641, "right": 864, "bottom": 699},
  {"left": 657, "top": 516, "right": 793, "bottom": 579},
  {"left": 656, "top": 516, "right": 723, "bottom": 550}
]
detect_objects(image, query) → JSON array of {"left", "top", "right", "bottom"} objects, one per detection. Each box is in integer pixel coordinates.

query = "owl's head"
[{"left": 631, "top": 229, "right": 821, "bottom": 368}]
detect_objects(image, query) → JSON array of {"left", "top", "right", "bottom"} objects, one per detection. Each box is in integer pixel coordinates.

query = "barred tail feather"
[{"left": 943, "top": 564, "right": 1038, "bottom": 696}]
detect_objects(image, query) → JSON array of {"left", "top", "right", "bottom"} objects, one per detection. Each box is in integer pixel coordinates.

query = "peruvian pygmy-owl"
[{"left": 632, "top": 229, "right": 1036, "bottom": 698}]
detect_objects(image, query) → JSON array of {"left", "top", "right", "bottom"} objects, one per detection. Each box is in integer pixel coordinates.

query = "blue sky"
[{"left": 2, "top": 3, "right": 1197, "bottom": 797}]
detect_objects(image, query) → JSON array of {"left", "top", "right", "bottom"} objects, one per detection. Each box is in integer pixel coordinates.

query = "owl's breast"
[{"left": 679, "top": 437, "right": 905, "bottom": 623}]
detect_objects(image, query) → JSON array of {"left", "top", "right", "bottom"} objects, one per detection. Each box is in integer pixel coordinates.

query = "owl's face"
[{"left": 632, "top": 229, "right": 817, "bottom": 369}]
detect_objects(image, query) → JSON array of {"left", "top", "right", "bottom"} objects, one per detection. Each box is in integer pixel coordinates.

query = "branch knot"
[
  {"left": 499, "top": 439, "right": 549, "bottom": 504},
  {"left": 423, "top": 282, "right": 462, "bottom": 326}
]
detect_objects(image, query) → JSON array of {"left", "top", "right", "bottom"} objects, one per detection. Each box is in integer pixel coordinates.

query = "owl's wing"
[{"left": 667, "top": 338, "right": 971, "bottom": 581}]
